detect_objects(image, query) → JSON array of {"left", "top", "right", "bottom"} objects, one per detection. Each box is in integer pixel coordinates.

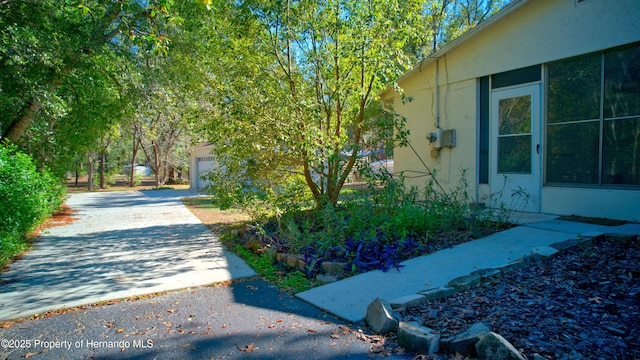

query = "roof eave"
[{"left": 380, "top": 0, "right": 530, "bottom": 98}]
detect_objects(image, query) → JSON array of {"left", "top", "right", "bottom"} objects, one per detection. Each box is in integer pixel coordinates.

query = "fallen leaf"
[
  {"left": 167, "top": 309, "right": 176, "bottom": 313},
  {"left": 24, "top": 351, "right": 43, "bottom": 359},
  {"left": 370, "top": 343, "right": 385, "bottom": 353},
  {"left": 589, "top": 296, "right": 603, "bottom": 304},
  {"left": 116, "top": 329, "right": 124, "bottom": 333},
  {"left": 237, "top": 342, "right": 258, "bottom": 352}
]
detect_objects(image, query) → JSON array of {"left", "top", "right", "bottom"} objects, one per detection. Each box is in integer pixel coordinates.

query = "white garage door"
[{"left": 196, "top": 156, "right": 215, "bottom": 189}]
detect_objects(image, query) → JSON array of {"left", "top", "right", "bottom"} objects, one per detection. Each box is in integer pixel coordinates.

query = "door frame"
[{"left": 489, "top": 83, "right": 542, "bottom": 213}]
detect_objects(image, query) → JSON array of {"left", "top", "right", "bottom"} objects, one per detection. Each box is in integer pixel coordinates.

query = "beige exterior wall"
[
  {"left": 393, "top": 74, "right": 477, "bottom": 191},
  {"left": 389, "top": 0, "right": 640, "bottom": 220},
  {"left": 439, "top": 0, "right": 640, "bottom": 82}
]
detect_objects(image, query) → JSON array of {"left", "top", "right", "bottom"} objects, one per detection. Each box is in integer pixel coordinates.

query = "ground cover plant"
[{"left": 217, "top": 172, "right": 514, "bottom": 288}]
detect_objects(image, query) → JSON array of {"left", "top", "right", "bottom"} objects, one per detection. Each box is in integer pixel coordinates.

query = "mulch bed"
[{"left": 397, "top": 235, "right": 640, "bottom": 359}]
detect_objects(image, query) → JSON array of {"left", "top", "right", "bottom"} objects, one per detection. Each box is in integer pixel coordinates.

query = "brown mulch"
[
  {"left": 31, "top": 204, "right": 79, "bottom": 235},
  {"left": 397, "top": 235, "right": 640, "bottom": 360}
]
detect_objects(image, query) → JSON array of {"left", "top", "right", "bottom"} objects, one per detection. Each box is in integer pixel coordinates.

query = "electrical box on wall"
[
  {"left": 442, "top": 129, "right": 456, "bottom": 148},
  {"left": 427, "top": 128, "right": 456, "bottom": 149},
  {"left": 427, "top": 128, "right": 443, "bottom": 149}
]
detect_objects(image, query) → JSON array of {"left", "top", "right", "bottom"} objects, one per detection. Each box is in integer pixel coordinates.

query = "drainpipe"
[{"left": 434, "top": 58, "right": 440, "bottom": 129}]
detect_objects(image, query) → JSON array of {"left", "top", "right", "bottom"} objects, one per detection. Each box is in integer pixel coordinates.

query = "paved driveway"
[{"left": 0, "top": 190, "right": 256, "bottom": 320}]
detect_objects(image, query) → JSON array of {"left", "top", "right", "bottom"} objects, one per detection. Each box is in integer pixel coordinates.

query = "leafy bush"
[{"left": 0, "top": 143, "right": 65, "bottom": 268}]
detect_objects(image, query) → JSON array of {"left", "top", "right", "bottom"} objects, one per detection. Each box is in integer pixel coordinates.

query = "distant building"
[{"left": 188, "top": 143, "right": 216, "bottom": 190}]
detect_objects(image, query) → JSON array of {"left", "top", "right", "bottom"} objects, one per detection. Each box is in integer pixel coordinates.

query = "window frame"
[{"left": 544, "top": 43, "right": 640, "bottom": 189}]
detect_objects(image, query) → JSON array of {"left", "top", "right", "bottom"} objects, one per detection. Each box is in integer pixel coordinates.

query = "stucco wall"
[
  {"left": 390, "top": 0, "right": 640, "bottom": 219},
  {"left": 393, "top": 61, "right": 478, "bottom": 192}
]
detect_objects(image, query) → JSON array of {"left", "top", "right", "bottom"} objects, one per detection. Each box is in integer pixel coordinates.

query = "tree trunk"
[
  {"left": 87, "top": 153, "right": 94, "bottom": 191},
  {"left": 99, "top": 152, "right": 106, "bottom": 189},
  {"left": 130, "top": 135, "right": 139, "bottom": 187},
  {"left": 2, "top": 99, "right": 43, "bottom": 143},
  {"left": 153, "top": 143, "right": 161, "bottom": 186}
]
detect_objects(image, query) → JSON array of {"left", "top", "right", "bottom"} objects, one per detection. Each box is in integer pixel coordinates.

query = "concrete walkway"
[
  {"left": 0, "top": 190, "right": 256, "bottom": 321},
  {"left": 296, "top": 216, "right": 640, "bottom": 323}
]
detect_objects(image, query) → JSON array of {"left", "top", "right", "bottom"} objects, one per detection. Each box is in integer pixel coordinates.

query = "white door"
[
  {"left": 490, "top": 84, "right": 541, "bottom": 212},
  {"left": 196, "top": 156, "right": 215, "bottom": 189}
]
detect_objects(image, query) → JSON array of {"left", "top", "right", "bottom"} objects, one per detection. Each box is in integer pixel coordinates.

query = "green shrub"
[{"left": 0, "top": 143, "right": 65, "bottom": 268}]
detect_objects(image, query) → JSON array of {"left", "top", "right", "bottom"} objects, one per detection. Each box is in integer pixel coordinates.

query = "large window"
[{"left": 546, "top": 44, "right": 640, "bottom": 186}]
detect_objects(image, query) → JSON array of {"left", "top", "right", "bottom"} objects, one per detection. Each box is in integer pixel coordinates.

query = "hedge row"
[{"left": 0, "top": 143, "right": 65, "bottom": 268}]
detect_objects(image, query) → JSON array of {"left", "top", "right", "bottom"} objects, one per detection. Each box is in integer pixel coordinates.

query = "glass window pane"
[
  {"left": 499, "top": 96, "right": 531, "bottom": 135},
  {"left": 603, "top": 118, "right": 640, "bottom": 185},
  {"left": 492, "top": 65, "right": 541, "bottom": 89},
  {"left": 605, "top": 45, "right": 640, "bottom": 118},
  {"left": 498, "top": 135, "right": 531, "bottom": 174},
  {"left": 546, "top": 122, "right": 599, "bottom": 184},
  {"left": 548, "top": 54, "right": 601, "bottom": 124}
]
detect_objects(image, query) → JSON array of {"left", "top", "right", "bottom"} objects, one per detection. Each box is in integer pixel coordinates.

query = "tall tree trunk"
[
  {"left": 2, "top": 99, "right": 43, "bottom": 143},
  {"left": 99, "top": 152, "right": 106, "bottom": 189},
  {"left": 130, "top": 134, "right": 140, "bottom": 187},
  {"left": 153, "top": 142, "right": 161, "bottom": 186},
  {"left": 87, "top": 153, "right": 94, "bottom": 191}
]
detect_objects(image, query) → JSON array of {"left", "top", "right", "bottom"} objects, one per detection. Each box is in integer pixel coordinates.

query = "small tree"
[{"left": 196, "top": 0, "right": 423, "bottom": 209}]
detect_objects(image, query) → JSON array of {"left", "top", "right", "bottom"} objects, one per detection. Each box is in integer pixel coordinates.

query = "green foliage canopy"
[
  {"left": 0, "top": 0, "right": 182, "bottom": 174},
  {"left": 193, "top": 0, "right": 426, "bottom": 208}
]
